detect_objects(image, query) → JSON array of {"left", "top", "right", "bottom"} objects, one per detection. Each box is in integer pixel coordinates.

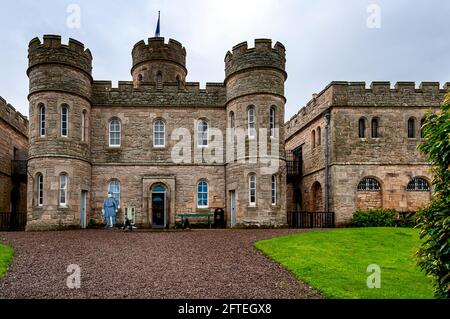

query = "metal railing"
[
  {"left": 285, "top": 152, "right": 302, "bottom": 178},
  {"left": 287, "top": 211, "right": 335, "bottom": 228},
  {"left": 0, "top": 212, "right": 27, "bottom": 231}
]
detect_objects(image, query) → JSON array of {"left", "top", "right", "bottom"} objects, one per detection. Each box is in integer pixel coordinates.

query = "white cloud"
[{"left": 0, "top": 0, "right": 448, "bottom": 119}]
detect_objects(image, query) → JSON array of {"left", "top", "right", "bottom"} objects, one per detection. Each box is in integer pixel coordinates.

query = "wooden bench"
[{"left": 176, "top": 213, "right": 214, "bottom": 229}]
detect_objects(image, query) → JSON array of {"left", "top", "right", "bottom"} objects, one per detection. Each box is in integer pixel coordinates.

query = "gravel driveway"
[{"left": 0, "top": 229, "right": 322, "bottom": 299}]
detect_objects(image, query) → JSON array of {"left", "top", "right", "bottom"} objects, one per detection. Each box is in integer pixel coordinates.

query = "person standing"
[{"left": 103, "top": 192, "right": 118, "bottom": 228}]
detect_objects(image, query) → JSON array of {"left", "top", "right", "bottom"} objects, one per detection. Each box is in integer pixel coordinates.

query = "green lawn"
[
  {"left": 0, "top": 244, "right": 14, "bottom": 279},
  {"left": 255, "top": 228, "right": 434, "bottom": 299}
]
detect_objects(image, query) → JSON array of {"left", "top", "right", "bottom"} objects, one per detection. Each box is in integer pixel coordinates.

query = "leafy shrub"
[
  {"left": 416, "top": 100, "right": 450, "bottom": 299},
  {"left": 350, "top": 209, "right": 397, "bottom": 227},
  {"left": 396, "top": 212, "right": 419, "bottom": 228}
]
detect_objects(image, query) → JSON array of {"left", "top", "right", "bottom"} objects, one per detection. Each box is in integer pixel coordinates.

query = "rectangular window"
[
  {"left": 38, "top": 174, "right": 43, "bottom": 207},
  {"left": 59, "top": 175, "right": 67, "bottom": 206},
  {"left": 249, "top": 175, "right": 256, "bottom": 206},
  {"left": 197, "top": 120, "right": 208, "bottom": 147},
  {"left": 109, "top": 120, "right": 121, "bottom": 147},
  {"left": 271, "top": 175, "right": 277, "bottom": 205},
  {"left": 81, "top": 111, "right": 86, "bottom": 142},
  {"left": 61, "top": 107, "right": 68, "bottom": 137},
  {"left": 270, "top": 108, "right": 276, "bottom": 138},
  {"left": 154, "top": 121, "right": 165, "bottom": 147},
  {"left": 197, "top": 181, "right": 209, "bottom": 208},
  {"left": 248, "top": 108, "right": 255, "bottom": 138},
  {"left": 40, "top": 106, "right": 46, "bottom": 137}
]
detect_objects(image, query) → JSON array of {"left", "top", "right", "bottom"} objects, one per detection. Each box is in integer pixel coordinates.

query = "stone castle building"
[
  {"left": 0, "top": 96, "right": 29, "bottom": 229},
  {"left": 0, "top": 33, "right": 445, "bottom": 231},
  {"left": 285, "top": 81, "right": 448, "bottom": 225},
  {"left": 26, "top": 35, "right": 287, "bottom": 230}
]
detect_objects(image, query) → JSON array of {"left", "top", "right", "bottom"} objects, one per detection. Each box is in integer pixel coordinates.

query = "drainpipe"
[{"left": 324, "top": 111, "right": 331, "bottom": 212}]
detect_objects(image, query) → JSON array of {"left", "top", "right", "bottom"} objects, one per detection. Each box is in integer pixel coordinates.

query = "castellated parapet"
[
  {"left": 28, "top": 35, "right": 93, "bottom": 102},
  {"left": 131, "top": 37, "right": 187, "bottom": 85},
  {"left": 225, "top": 39, "right": 286, "bottom": 79},
  {"left": 225, "top": 39, "right": 286, "bottom": 104},
  {"left": 286, "top": 81, "right": 449, "bottom": 139},
  {"left": 28, "top": 35, "right": 92, "bottom": 76},
  {"left": 0, "top": 96, "right": 29, "bottom": 136}
]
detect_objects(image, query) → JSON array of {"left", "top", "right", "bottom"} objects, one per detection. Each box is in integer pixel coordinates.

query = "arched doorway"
[
  {"left": 151, "top": 185, "right": 167, "bottom": 228},
  {"left": 311, "top": 182, "right": 323, "bottom": 212}
]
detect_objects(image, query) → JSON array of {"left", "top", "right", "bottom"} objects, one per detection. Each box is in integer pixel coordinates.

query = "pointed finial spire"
[{"left": 155, "top": 11, "right": 161, "bottom": 37}]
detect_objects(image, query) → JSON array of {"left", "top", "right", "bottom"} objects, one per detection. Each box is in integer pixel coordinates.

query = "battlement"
[
  {"left": 0, "top": 96, "right": 29, "bottom": 136},
  {"left": 92, "top": 80, "right": 226, "bottom": 107},
  {"left": 28, "top": 35, "right": 92, "bottom": 76},
  {"left": 285, "top": 81, "right": 448, "bottom": 139},
  {"left": 225, "top": 39, "right": 286, "bottom": 79},
  {"left": 132, "top": 37, "right": 187, "bottom": 71}
]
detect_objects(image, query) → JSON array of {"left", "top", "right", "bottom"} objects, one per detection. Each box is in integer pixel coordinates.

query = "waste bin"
[{"left": 214, "top": 208, "right": 225, "bottom": 228}]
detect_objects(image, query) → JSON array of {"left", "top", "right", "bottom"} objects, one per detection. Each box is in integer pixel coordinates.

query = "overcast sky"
[{"left": 0, "top": 0, "right": 448, "bottom": 120}]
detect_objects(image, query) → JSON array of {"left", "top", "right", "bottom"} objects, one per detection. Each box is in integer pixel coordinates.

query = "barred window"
[
  {"left": 197, "top": 180, "right": 209, "bottom": 208},
  {"left": 109, "top": 118, "right": 121, "bottom": 147},
  {"left": 153, "top": 120, "right": 165, "bottom": 147},
  {"left": 357, "top": 177, "right": 381, "bottom": 191},
  {"left": 61, "top": 105, "right": 69, "bottom": 137},
  {"left": 407, "top": 178, "right": 430, "bottom": 191}
]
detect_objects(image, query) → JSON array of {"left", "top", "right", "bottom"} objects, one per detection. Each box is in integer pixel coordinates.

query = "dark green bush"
[
  {"left": 396, "top": 212, "right": 419, "bottom": 228},
  {"left": 416, "top": 100, "right": 450, "bottom": 299},
  {"left": 350, "top": 209, "right": 397, "bottom": 227}
]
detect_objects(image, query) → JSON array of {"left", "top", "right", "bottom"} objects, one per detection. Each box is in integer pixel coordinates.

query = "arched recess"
[{"left": 311, "top": 181, "right": 323, "bottom": 212}]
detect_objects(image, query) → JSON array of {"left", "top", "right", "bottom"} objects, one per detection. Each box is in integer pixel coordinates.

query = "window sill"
[{"left": 153, "top": 145, "right": 166, "bottom": 149}]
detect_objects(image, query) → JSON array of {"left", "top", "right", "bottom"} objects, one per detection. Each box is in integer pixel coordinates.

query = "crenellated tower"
[
  {"left": 131, "top": 37, "right": 187, "bottom": 87},
  {"left": 27, "top": 35, "right": 93, "bottom": 230},
  {"left": 224, "top": 39, "right": 287, "bottom": 227}
]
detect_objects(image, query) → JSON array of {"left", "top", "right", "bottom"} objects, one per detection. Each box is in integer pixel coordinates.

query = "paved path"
[{"left": 0, "top": 229, "right": 322, "bottom": 299}]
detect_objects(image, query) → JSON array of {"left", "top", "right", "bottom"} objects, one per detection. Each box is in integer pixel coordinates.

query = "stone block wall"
[
  {"left": 0, "top": 97, "right": 29, "bottom": 212},
  {"left": 26, "top": 158, "right": 91, "bottom": 231},
  {"left": 90, "top": 165, "right": 225, "bottom": 226},
  {"left": 331, "top": 164, "right": 432, "bottom": 225}
]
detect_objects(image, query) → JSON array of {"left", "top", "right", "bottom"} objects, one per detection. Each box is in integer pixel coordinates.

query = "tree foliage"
[{"left": 416, "top": 95, "right": 450, "bottom": 299}]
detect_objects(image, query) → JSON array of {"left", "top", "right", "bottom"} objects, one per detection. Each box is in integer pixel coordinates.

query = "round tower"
[
  {"left": 27, "top": 35, "right": 93, "bottom": 230},
  {"left": 131, "top": 37, "right": 187, "bottom": 87},
  {"left": 224, "top": 39, "right": 287, "bottom": 227}
]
